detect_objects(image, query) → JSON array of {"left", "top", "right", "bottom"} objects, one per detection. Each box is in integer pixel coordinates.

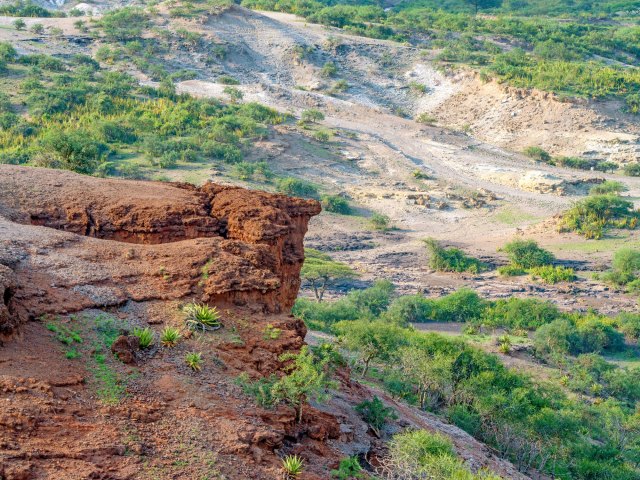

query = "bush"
[
  {"left": 331, "top": 457, "right": 364, "bottom": 479},
  {"left": 12, "top": 18, "right": 26, "bottom": 30},
  {"left": 217, "top": 75, "right": 239, "bottom": 85},
  {"left": 501, "top": 239, "right": 555, "bottom": 269},
  {"left": 355, "top": 396, "right": 397, "bottom": 437},
  {"left": 369, "top": 213, "right": 390, "bottom": 231},
  {"left": 623, "top": 163, "right": 640, "bottom": 177},
  {"left": 300, "top": 108, "right": 324, "bottom": 123},
  {"left": 37, "top": 129, "right": 108, "bottom": 174},
  {"left": 431, "top": 289, "right": 487, "bottom": 323},
  {"left": 321, "top": 194, "right": 351, "bottom": 214},
  {"left": 320, "top": 62, "right": 337, "bottom": 78},
  {"left": 589, "top": 181, "right": 627, "bottom": 196},
  {"left": 497, "top": 264, "right": 526, "bottom": 276},
  {"left": 523, "top": 146, "right": 551, "bottom": 162},
  {"left": 529, "top": 265, "right": 576, "bottom": 284},
  {"left": 617, "top": 312, "right": 640, "bottom": 339},
  {"left": 482, "top": 297, "right": 560, "bottom": 330},
  {"left": 276, "top": 177, "right": 319, "bottom": 199},
  {"left": 313, "top": 129, "right": 332, "bottom": 142},
  {"left": 385, "top": 294, "right": 434, "bottom": 324},
  {"left": 560, "top": 195, "right": 639, "bottom": 239},
  {"left": 424, "top": 238, "right": 484, "bottom": 273}
]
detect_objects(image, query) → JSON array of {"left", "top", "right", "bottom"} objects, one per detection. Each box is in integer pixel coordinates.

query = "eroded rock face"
[{"left": 0, "top": 166, "right": 320, "bottom": 334}]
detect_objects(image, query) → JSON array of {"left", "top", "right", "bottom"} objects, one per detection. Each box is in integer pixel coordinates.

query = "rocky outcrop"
[{"left": 0, "top": 166, "right": 320, "bottom": 333}]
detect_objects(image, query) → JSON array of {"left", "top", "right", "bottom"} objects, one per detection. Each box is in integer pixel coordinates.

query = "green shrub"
[
  {"left": 430, "top": 289, "right": 487, "bottom": 323},
  {"left": 217, "top": 75, "right": 239, "bottom": 85},
  {"left": 276, "top": 177, "right": 319, "bottom": 199},
  {"left": 321, "top": 194, "right": 351, "bottom": 214},
  {"left": 590, "top": 181, "right": 627, "bottom": 196},
  {"left": 482, "top": 297, "right": 560, "bottom": 330},
  {"left": 384, "top": 294, "right": 434, "bottom": 324},
  {"left": 529, "top": 265, "right": 576, "bottom": 284},
  {"left": 560, "top": 195, "right": 639, "bottom": 239},
  {"left": 623, "top": 163, "right": 640, "bottom": 177},
  {"left": 331, "top": 457, "right": 364, "bottom": 479},
  {"left": 523, "top": 146, "right": 551, "bottom": 162},
  {"left": 617, "top": 312, "right": 640, "bottom": 339},
  {"left": 320, "top": 62, "right": 337, "bottom": 78},
  {"left": 300, "top": 108, "right": 324, "bottom": 123},
  {"left": 355, "top": 396, "right": 397, "bottom": 437},
  {"left": 415, "top": 112, "right": 437, "bottom": 124},
  {"left": 368, "top": 213, "right": 390, "bottom": 231},
  {"left": 183, "top": 303, "right": 222, "bottom": 331},
  {"left": 497, "top": 264, "right": 526, "bottom": 276},
  {"left": 235, "top": 372, "right": 278, "bottom": 407},
  {"left": 501, "top": 239, "right": 555, "bottom": 269},
  {"left": 132, "top": 327, "right": 154, "bottom": 349},
  {"left": 424, "top": 238, "right": 484, "bottom": 273}
]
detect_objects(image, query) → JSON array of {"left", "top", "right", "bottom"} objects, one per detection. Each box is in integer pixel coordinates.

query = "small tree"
[
  {"left": 271, "top": 346, "right": 336, "bottom": 423},
  {"left": 399, "top": 347, "right": 453, "bottom": 409},
  {"left": 301, "top": 248, "right": 357, "bottom": 301},
  {"left": 301, "top": 108, "right": 325, "bottom": 124},
  {"left": 335, "top": 320, "right": 407, "bottom": 377},
  {"left": 13, "top": 19, "right": 26, "bottom": 30}
]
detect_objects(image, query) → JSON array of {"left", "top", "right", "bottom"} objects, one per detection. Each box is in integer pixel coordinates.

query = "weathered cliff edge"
[{"left": 0, "top": 165, "right": 320, "bottom": 336}]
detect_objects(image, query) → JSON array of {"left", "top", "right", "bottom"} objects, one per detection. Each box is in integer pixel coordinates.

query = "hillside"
[{"left": 0, "top": 0, "right": 639, "bottom": 479}]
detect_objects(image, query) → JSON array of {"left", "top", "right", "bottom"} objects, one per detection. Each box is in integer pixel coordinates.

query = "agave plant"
[
  {"left": 160, "top": 326, "right": 181, "bottom": 348},
  {"left": 183, "top": 302, "right": 221, "bottom": 332},
  {"left": 281, "top": 455, "right": 304, "bottom": 479},
  {"left": 132, "top": 327, "right": 154, "bottom": 349},
  {"left": 185, "top": 351, "right": 203, "bottom": 371}
]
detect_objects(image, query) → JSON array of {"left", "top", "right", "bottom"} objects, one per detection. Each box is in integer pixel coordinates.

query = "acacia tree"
[
  {"left": 271, "top": 346, "right": 336, "bottom": 423},
  {"left": 301, "top": 248, "right": 357, "bottom": 302},
  {"left": 399, "top": 347, "right": 453, "bottom": 410},
  {"left": 335, "top": 320, "right": 407, "bottom": 377}
]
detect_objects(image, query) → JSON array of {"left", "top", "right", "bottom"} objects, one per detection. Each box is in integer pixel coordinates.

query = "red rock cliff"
[{"left": 0, "top": 165, "right": 320, "bottom": 333}]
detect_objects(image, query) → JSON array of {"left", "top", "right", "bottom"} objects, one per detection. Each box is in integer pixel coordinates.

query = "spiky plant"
[
  {"left": 185, "top": 351, "right": 203, "bottom": 371},
  {"left": 160, "top": 326, "right": 181, "bottom": 348},
  {"left": 183, "top": 302, "right": 221, "bottom": 332},
  {"left": 132, "top": 327, "right": 154, "bottom": 349},
  {"left": 282, "top": 455, "right": 304, "bottom": 479}
]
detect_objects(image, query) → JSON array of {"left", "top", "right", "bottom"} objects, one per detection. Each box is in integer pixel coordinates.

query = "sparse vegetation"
[{"left": 590, "top": 181, "right": 627, "bottom": 196}]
